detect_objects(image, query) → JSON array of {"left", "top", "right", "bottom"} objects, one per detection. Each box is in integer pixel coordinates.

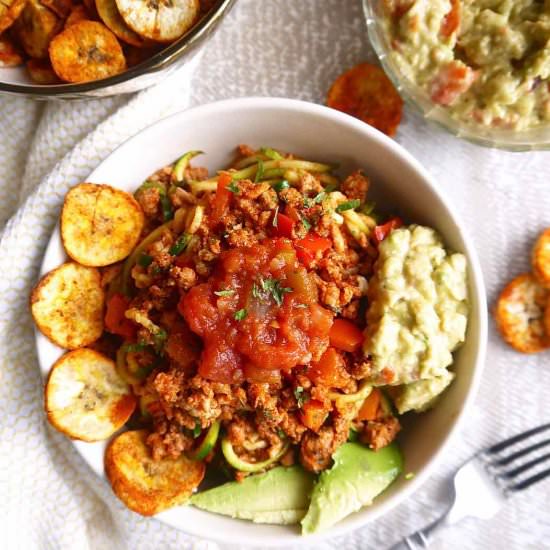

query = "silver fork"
[{"left": 389, "top": 423, "right": 550, "bottom": 549}]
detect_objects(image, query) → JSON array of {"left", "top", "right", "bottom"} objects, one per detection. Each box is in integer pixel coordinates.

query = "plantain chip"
[
  {"left": 532, "top": 228, "right": 550, "bottom": 289},
  {"left": 96, "top": 0, "right": 144, "bottom": 47},
  {"left": 26, "top": 58, "right": 60, "bottom": 82},
  {"left": 0, "top": 0, "right": 27, "bottom": 34},
  {"left": 64, "top": 4, "right": 89, "bottom": 27},
  {"left": 49, "top": 20, "right": 125, "bottom": 82},
  {"left": 327, "top": 62, "right": 404, "bottom": 137},
  {"left": 115, "top": 0, "right": 199, "bottom": 43},
  {"left": 61, "top": 183, "right": 144, "bottom": 266},
  {"left": 13, "top": 0, "right": 61, "bottom": 59},
  {"left": 39, "top": 0, "right": 71, "bottom": 17},
  {"left": 105, "top": 430, "right": 205, "bottom": 515},
  {"left": 123, "top": 42, "right": 162, "bottom": 67},
  {"left": 0, "top": 35, "right": 24, "bottom": 66},
  {"left": 31, "top": 261, "right": 105, "bottom": 349},
  {"left": 45, "top": 348, "right": 136, "bottom": 441}
]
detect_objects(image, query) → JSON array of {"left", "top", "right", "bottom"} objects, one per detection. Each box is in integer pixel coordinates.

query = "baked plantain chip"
[
  {"left": 45, "top": 348, "right": 136, "bottom": 441},
  {"left": 26, "top": 58, "right": 60, "bottom": 82},
  {"left": 31, "top": 261, "right": 105, "bottom": 349},
  {"left": 0, "top": 0, "right": 27, "bottom": 34},
  {"left": 532, "top": 228, "right": 550, "bottom": 289},
  {"left": 13, "top": 0, "right": 61, "bottom": 59},
  {"left": 0, "top": 35, "right": 23, "bottom": 67},
  {"left": 115, "top": 0, "right": 199, "bottom": 43},
  {"left": 39, "top": 0, "right": 71, "bottom": 17},
  {"left": 327, "top": 62, "right": 404, "bottom": 137},
  {"left": 96, "top": 0, "right": 144, "bottom": 46},
  {"left": 105, "top": 430, "right": 205, "bottom": 515},
  {"left": 61, "top": 183, "right": 144, "bottom": 266},
  {"left": 64, "top": 4, "right": 89, "bottom": 27},
  {"left": 123, "top": 42, "right": 162, "bottom": 67},
  {"left": 494, "top": 273, "right": 550, "bottom": 354},
  {"left": 49, "top": 20, "right": 126, "bottom": 82}
]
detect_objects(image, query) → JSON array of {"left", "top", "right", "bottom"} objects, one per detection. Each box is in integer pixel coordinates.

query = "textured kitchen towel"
[{"left": 1, "top": 1, "right": 550, "bottom": 550}]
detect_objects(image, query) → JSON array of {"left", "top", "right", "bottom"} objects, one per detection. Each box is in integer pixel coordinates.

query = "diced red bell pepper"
[
  {"left": 105, "top": 293, "right": 136, "bottom": 339},
  {"left": 294, "top": 235, "right": 332, "bottom": 268},
  {"left": 300, "top": 399, "right": 329, "bottom": 432},
  {"left": 307, "top": 347, "right": 350, "bottom": 388},
  {"left": 210, "top": 172, "right": 233, "bottom": 225},
  {"left": 272, "top": 212, "right": 295, "bottom": 238},
  {"left": 329, "top": 318, "right": 364, "bottom": 352},
  {"left": 373, "top": 217, "right": 403, "bottom": 243},
  {"left": 357, "top": 388, "right": 381, "bottom": 421}
]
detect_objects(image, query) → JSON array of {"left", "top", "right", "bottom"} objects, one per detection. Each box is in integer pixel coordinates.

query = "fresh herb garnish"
[
  {"left": 324, "top": 183, "right": 338, "bottom": 192},
  {"left": 277, "top": 428, "right": 286, "bottom": 439},
  {"left": 294, "top": 386, "right": 310, "bottom": 408},
  {"left": 160, "top": 194, "right": 173, "bottom": 222},
  {"left": 192, "top": 420, "right": 201, "bottom": 438},
  {"left": 361, "top": 201, "right": 376, "bottom": 215},
  {"left": 254, "top": 277, "right": 292, "bottom": 306},
  {"left": 169, "top": 233, "right": 191, "bottom": 256},
  {"left": 227, "top": 181, "right": 240, "bottom": 194},
  {"left": 260, "top": 147, "right": 283, "bottom": 160},
  {"left": 153, "top": 329, "right": 168, "bottom": 352},
  {"left": 137, "top": 253, "right": 153, "bottom": 267},
  {"left": 124, "top": 342, "right": 149, "bottom": 353},
  {"left": 272, "top": 206, "right": 279, "bottom": 227},
  {"left": 336, "top": 199, "right": 361, "bottom": 213},
  {"left": 234, "top": 308, "right": 248, "bottom": 321},
  {"left": 272, "top": 180, "right": 290, "bottom": 193},
  {"left": 254, "top": 159, "right": 265, "bottom": 183},
  {"left": 214, "top": 289, "right": 236, "bottom": 297},
  {"left": 301, "top": 217, "right": 312, "bottom": 231}
]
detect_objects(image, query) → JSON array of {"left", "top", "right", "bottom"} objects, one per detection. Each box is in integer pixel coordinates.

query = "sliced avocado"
[
  {"left": 301, "top": 442, "right": 403, "bottom": 535},
  {"left": 190, "top": 465, "right": 315, "bottom": 525},
  {"left": 394, "top": 370, "right": 455, "bottom": 414}
]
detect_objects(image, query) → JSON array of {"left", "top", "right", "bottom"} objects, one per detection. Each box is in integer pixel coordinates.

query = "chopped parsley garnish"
[
  {"left": 336, "top": 199, "right": 361, "bottom": 213},
  {"left": 260, "top": 147, "right": 283, "bottom": 160},
  {"left": 169, "top": 233, "right": 191, "bottom": 256},
  {"left": 137, "top": 253, "right": 153, "bottom": 267},
  {"left": 227, "top": 181, "right": 240, "bottom": 194},
  {"left": 324, "top": 183, "right": 338, "bottom": 192},
  {"left": 214, "top": 289, "right": 236, "bottom": 297},
  {"left": 294, "top": 386, "right": 310, "bottom": 408},
  {"left": 361, "top": 201, "right": 376, "bottom": 215},
  {"left": 272, "top": 206, "right": 279, "bottom": 227},
  {"left": 254, "top": 159, "right": 265, "bottom": 182},
  {"left": 273, "top": 180, "right": 290, "bottom": 192},
  {"left": 192, "top": 420, "right": 201, "bottom": 438},
  {"left": 301, "top": 217, "right": 312, "bottom": 231},
  {"left": 253, "top": 277, "right": 292, "bottom": 306},
  {"left": 153, "top": 328, "right": 168, "bottom": 352},
  {"left": 234, "top": 308, "right": 248, "bottom": 321},
  {"left": 124, "top": 342, "right": 149, "bottom": 353}
]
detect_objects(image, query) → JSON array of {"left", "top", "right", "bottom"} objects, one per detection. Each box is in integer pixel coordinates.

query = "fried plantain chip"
[
  {"left": 532, "top": 228, "right": 550, "bottom": 289},
  {"left": 45, "top": 348, "right": 136, "bottom": 441},
  {"left": 0, "top": 35, "right": 23, "bottom": 66},
  {"left": 31, "top": 261, "right": 105, "bottom": 349},
  {"left": 545, "top": 301, "right": 550, "bottom": 339},
  {"left": 105, "top": 430, "right": 205, "bottom": 515},
  {"left": 61, "top": 183, "right": 144, "bottom": 266},
  {"left": 327, "top": 62, "right": 404, "bottom": 137},
  {"left": 26, "top": 58, "right": 60, "bottom": 82},
  {"left": 81, "top": 0, "right": 97, "bottom": 17},
  {"left": 13, "top": 0, "right": 61, "bottom": 58},
  {"left": 115, "top": 0, "right": 199, "bottom": 43},
  {"left": 494, "top": 273, "right": 550, "bottom": 354},
  {"left": 0, "top": 0, "right": 27, "bottom": 34},
  {"left": 64, "top": 3, "right": 88, "bottom": 27},
  {"left": 96, "top": 0, "right": 144, "bottom": 46},
  {"left": 122, "top": 42, "right": 161, "bottom": 67},
  {"left": 49, "top": 20, "right": 125, "bottom": 82},
  {"left": 39, "top": 0, "right": 71, "bottom": 17}
]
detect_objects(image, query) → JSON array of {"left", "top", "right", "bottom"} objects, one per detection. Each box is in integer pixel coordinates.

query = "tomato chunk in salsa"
[{"left": 180, "top": 239, "right": 334, "bottom": 383}]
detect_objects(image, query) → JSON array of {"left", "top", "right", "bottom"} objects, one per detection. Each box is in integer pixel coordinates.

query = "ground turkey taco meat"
[{"left": 382, "top": 0, "right": 550, "bottom": 130}]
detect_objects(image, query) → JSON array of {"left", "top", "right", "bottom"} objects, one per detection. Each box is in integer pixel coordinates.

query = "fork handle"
[{"left": 388, "top": 531, "right": 430, "bottom": 550}]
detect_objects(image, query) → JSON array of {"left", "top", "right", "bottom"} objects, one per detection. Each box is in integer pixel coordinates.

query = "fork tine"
[
  {"left": 493, "top": 438, "right": 550, "bottom": 466},
  {"left": 486, "top": 423, "right": 550, "bottom": 455},
  {"left": 498, "top": 452, "right": 550, "bottom": 479},
  {"left": 508, "top": 466, "right": 550, "bottom": 492}
]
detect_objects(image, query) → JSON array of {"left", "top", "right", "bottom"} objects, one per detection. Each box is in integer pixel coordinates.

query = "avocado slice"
[
  {"left": 190, "top": 465, "right": 315, "bottom": 524},
  {"left": 301, "top": 442, "right": 403, "bottom": 535}
]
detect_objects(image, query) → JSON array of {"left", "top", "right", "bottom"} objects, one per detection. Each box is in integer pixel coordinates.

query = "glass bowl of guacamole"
[{"left": 364, "top": 0, "right": 550, "bottom": 151}]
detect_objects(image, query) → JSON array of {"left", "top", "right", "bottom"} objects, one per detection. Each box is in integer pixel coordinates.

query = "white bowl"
[{"left": 36, "top": 97, "right": 487, "bottom": 545}]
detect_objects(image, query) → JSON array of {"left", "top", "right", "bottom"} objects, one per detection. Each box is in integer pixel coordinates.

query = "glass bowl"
[
  {"left": 0, "top": 0, "right": 236, "bottom": 100},
  {"left": 363, "top": 0, "right": 550, "bottom": 151}
]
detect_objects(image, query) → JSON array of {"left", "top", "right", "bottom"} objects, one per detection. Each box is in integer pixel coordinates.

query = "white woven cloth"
[{"left": 1, "top": 1, "right": 549, "bottom": 549}]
